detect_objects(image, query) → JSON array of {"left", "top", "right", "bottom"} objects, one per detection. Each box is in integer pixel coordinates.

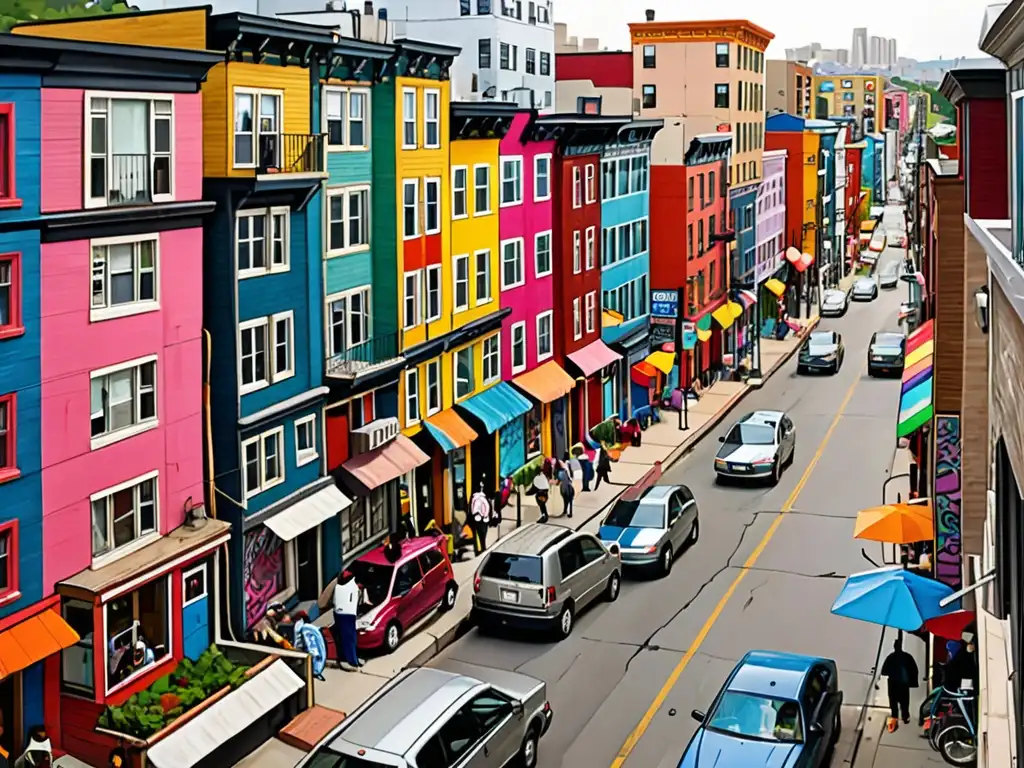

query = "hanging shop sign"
[
  {"left": 651, "top": 289, "right": 679, "bottom": 318},
  {"left": 651, "top": 316, "right": 675, "bottom": 344}
]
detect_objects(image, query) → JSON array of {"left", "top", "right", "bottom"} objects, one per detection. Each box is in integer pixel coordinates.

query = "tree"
[{"left": 0, "top": 0, "right": 137, "bottom": 32}]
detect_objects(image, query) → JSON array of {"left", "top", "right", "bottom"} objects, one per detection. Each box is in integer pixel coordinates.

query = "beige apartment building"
[{"left": 766, "top": 59, "right": 813, "bottom": 118}]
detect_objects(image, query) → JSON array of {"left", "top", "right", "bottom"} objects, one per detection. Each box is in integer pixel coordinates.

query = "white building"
[{"left": 851, "top": 28, "right": 867, "bottom": 67}]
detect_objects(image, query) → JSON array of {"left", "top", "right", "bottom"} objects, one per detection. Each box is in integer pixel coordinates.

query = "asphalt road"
[{"left": 431, "top": 216, "right": 912, "bottom": 768}]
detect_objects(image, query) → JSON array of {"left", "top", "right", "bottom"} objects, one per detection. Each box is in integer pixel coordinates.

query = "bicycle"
[{"left": 935, "top": 690, "right": 978, "bottom": 765}]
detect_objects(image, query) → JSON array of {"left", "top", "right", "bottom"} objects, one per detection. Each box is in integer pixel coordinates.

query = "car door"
[
  {"left": 799, "top": 665, "right": 830, "bottom": 766},
  {"left": 394, "top": 559, "right": 426, "bottom": 628},
  {"left": 465, "top": 688, "right": 519, "bottom": 768},
  {"left": 781, "top": 416, "right": 796, "bottom": 461},
  {"left": 418, "top": 547, "right": 447, "bottom": 609},
  {"left": 557, "top": 539, "right": 587, "bottom": 606},
  {"left": 835, "top": 333, "right": 844, "bottom": 363},
  {"left": 418, "top": 699, "right": 490, "bottom": 768},
  {"left": 574, "top": 536, "right": 611, "bottom": 608},
  {"left": 676, "top": 487, "right": 698, "bottom": 543}
]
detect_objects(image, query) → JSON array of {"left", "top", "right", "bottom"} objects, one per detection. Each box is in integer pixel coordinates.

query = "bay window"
[
  {"left": 90, "top": 471, "right": 158, "bottom": 559},
  {"left": 105, "top": 578, "right": 171, "bottom": 692}
]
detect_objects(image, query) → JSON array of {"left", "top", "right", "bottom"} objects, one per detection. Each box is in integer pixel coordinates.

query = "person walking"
[
  {"left": 530, "top": 472, "right": 550, "bottom": 522},
  {"left": 594, "top": 448, "right": 612, "bottom": 489},
  {"left": 881, "top": 637, "right": 919, "bottom": 727},
  {"left": 331, "top": 571, "right": 365, "bottom": 671},
  {"left": 557, "top": 455, "right": 575, "bottom": 518},
  {"left": 470, "top": 483, "right": 492, "bottom": 554}
]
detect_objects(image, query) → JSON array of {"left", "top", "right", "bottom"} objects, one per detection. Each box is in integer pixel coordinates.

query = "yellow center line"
[{"left": 610, "top": 368, "right": 864, "bottom": 767}]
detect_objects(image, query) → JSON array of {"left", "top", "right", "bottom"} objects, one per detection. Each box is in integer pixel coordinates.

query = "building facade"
[
  {"left": 765, "top": 59, "right": 812, "bottom": 118},
  {"left": 554, "top": 50, "right": 633, "bottom": 115},
  {"left": 812, "top": 73, "right": 884, "bottom": 136},
  {"left": 755, "top": 150, "right": 787, "bottom": 349},
  {"left": 815, "top": 121, "right": 840, "bottom": 288}
]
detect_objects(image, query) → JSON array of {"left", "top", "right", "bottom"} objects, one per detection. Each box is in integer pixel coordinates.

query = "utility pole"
[{"left": 674, "top": 284, "right": 689, "bottom": 431}]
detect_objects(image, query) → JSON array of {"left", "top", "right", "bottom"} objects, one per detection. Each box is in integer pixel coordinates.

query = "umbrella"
[
  {"left": 924, "top": 609, "right": 976, "bottom": 640},
  {"left": 853, "top": 503, "right": 933, "bottom": 545},
  {"left": 831, "top": 566, "right": 954, "bottom": 632}
]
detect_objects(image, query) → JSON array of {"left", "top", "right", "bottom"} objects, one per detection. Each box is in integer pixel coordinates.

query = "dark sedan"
[
  {"left": 868, "top": 331, "right": 906, "bottom": 377},
  {"left": 797, "top": 330, "right": 845, "bottom": 375}
]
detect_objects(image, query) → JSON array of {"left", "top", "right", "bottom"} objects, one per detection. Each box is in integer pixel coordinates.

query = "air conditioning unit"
[{"left": 351, "top": 417, "right": 400, "bottom": 455}]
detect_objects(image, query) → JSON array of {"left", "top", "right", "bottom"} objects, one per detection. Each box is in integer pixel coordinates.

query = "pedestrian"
[
  {"left": 13, "top": 726, "right": 50, "bottom": 768},
  {"left": 470, "top": 483, "right": 492, "bottom": 554},
  {"left": 530, "top": 471, "right": 550, "bottom": 522},
  {"left": 574, "top": 447, "right": 592, "bottom": 492},
  {"left": 557, "top": 455, "right": 575, "bottom": 518},
  {"left": 880, "top": 637, "right": 919, "bottom": 727},
  {"left": 594, "top": 448, "right": 612, "bottom": 489},
  {"left": 331, "top": 571, "right": 365, "bottom": 671}
]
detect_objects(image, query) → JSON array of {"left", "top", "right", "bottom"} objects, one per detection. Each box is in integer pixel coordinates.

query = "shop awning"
[
  {"left": 602, "top": 309, "right": 624, "bottom": 328},
  {"left": 0, "top": 607, "right": 80, "bottom": 678},
  {"left": 631, "top": 361, "right": 658, "bottom": 385},
  {"left": 263, "top": 484, "right": 351, "bottom": 542},
  {"left": 340, "top": 434, "right": 430, "bottom": 492},
  {"left": 764, "top": 278, "right": 786, "bottom": 297},
  {"left": 897, "top": 321, "right": 934, "bottom": 438},
  {"left": 512, "top": 360, "right": 576, "bottom": 403},
  {"left": 735, "top": 289, "right": 757, "bottom": 310},
  {"left": 567, "top": 339, "right": 622, "bottom": 378},
  {"left": 146, "top": 659, "right": 305, "bottom": 768},
  {"left": 457, "top": 382, "right": 533, "bottom": 434},
  {"left": 712, "top": 303, "right": 737, "bottom": 330},
  {"left": 645, "top": 350, "right": 674, "bottom": 374},
  {"left": 424, "top": 408, "right": 478, "bottom": 452}
]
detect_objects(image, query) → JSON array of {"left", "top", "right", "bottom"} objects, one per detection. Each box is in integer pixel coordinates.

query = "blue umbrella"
[{"left": 831, "top": 566, "right": 955, "bottom": 632}]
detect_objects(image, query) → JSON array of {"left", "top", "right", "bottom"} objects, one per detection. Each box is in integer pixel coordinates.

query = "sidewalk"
[{"left": 235, "top": 314, "right": 820, "bottom": 768}]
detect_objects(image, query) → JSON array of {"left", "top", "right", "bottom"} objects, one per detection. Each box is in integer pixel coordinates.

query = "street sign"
[
  {"left": 651, "top": 290, "right": 679, "bottom": 318},
  {"left": 681, "top": 322, "right": 697, "bottom": 350}
]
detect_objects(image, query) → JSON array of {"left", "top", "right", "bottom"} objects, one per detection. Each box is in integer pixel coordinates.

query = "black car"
[
  {"left": 868, "top": 331, "right": 905, "bottom": 377},
  {"left": 797, "top": 330, "right": 845, "bottom": 375}
]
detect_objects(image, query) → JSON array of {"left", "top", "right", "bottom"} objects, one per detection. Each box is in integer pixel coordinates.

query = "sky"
[{"left": 555, "top": 0, "right": 1002, "bottom": 61}]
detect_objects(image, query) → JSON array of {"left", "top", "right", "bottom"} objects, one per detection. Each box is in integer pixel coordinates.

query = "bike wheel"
[{"left": 937, "top": 723, "right": 978, "bottom": 766}]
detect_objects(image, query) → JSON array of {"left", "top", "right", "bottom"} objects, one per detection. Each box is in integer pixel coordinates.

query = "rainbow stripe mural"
[{"left": 897, "top": 320, "right": 934, "bottom": 438}]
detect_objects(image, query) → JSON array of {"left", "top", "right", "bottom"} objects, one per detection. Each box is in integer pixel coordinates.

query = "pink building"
[
  {"left": 755, "top": 149, "right": 787, "bottom": 291},
  {"left": 885, "top": 87, "right": 910, "bottom": 136}
]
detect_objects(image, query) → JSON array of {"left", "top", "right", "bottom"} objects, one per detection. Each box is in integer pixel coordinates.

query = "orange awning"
[
  {"left": 512, "top": 361, "right": 576, "bottom": 403},
  {"left": 0, "top": 608, "right": 80, "bottom": 678},
  {"left": 424, "top": 408, "right": 478, "bottom": 452}
]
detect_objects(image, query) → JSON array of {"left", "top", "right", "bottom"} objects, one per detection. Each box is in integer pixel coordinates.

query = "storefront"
[
  {"left": 511, "top": 361, "right": 577, "bottom": 467},
  {"left": 456, "top": 383, "right": 533, "bottom": 490},
  {"left": 566, "top": 340, "right": 624, "bottom": 439},
  {"left": 613, "top": 325, "right": 652, "bottom": 420},
  {"left": 420, "top": 408, "right": 477, "bottom": 530}
]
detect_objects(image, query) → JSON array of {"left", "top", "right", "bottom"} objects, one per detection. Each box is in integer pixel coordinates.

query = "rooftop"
[{"left": 628, "top": 17, "right": 774, "bottom": 51}]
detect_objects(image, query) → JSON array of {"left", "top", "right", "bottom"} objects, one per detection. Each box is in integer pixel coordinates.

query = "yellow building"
[
  {"left": 802, "top": 130, "right": 822, "bottom": 258},
  {"left": 812, "top": 73, "right": 885, "bottom": 135}
]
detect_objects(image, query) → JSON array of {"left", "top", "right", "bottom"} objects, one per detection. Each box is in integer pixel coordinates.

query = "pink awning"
[
  {"left": 340, "top": 435, "right": 429, "bottom": 491},
  {"left": 566, "top": 339, "right": 622, "bottom": 378}
]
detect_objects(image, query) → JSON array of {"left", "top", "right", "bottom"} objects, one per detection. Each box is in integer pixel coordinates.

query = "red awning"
[
  {"left": 686, "top": 294, "right": 729, "bottom": 322},
  {"left": 340, "top": 435, "right": 430, "bottom": 492},
  {"left": 566, "top": 339, "right": 622, "bottom": 378}
]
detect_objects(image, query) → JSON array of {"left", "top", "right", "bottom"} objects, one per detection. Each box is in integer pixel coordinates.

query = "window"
[
  {"left": 425, "top": 265, "right": 441, "bottom": 322},
  {"left": 573, "top": 230, "right": 582, "bottom": 273},
  {"left": 237, "top": 314, "right": 290, "bottom": 393},
  {"left": 698, "top": 220, "right": 704, "bottom": 254},
  {"left": 585, "top": 226, "right": 596, "bottom": 269},
  {"left": 585, "top": 291, "right": 596, "bottom": 333},
  {"left": 241, "top": 427, "right": 284, "bottom": 499},
  {"left": 461, "top": 0, "right": 471, "bottom": 13},
  {"left": 699, "top": 174, "right": 705, "bottom": 207},
  {"left": 452, "top": 166, "right": 468, "bottom": 218},
  {"left": 540, "top": 51, "right": 551, "bottom": 76},
  {"left": 714, "top": 83, "right": 729, "bottom": 109},
  {"left": 617, "top": 158, "right": 629, "bottom": 196},
  {"left": 526, "top": 48, "right": 536, "bottom": 74},
  {"left": 103, "top": 578, "right": 170, "bottom": 692},
  {"left": 709, "top": 171, "right": 716, "bottom": 202},
  {"left": 501, "top": 238, "right": 524, "bottom": 289},
  {"left": 709, "top": 214, "right": 717, "bottom": 239},
  {"left": 0, "top": 104, "right": 15, "bottom": 205},
  {"left": 453, "top": 254, "right": 470, "bottom": 311},
  {"left": 716, "top": 42, "right": 730, "bottom": 67},
  {"left": 643, "top": 44, "right": 656, "bottom": 68},
  {"left": 533, "top": 154, "right": 551, "bottom": 201},
  {"left": 403, "top": 179, "right": 419, "bottom": 238},
  {"left": 454, "top": 346, "right": 474, "bottom": 399},
  {"left": 424, "top": 89, "right": 440, "bottom": 148},
  {"left": 294, "top": 414, "right": 318, "bottom": 466},
  {"left": 687, "top": 177, "right": 694, "bottom": 211},
  {"left": 642, "top": 85, "right": 656, "bottom": 109},
  {"left": 235, "top": 208, "right": 289, "bottom": 278},
  {"left": 536, "top": 311, "right": 552, "bottom": 360},
  {"left": 404, "top": 369, "right": 420, "bottom": 424},
  {"left": 88, "top": 94, "right": 173, "bottom": 207},
  {"left": 534, "top": 231, "right": 552, "bottom": 277},
  {"left": 90, "top": 357, "right": 157, "bottom": 447},
  {"left": 475, "top": 249, "right": 492, "bottom": 305},
  {"left": 90, "top": 471, "right": 158, "bottom": 558},
  {"left": 585, "top": 163, "right": 596, "bottom": 203},
  {"left": 482, "top": 334, "right": 500, "bottom": 383},
  {"left": 479, "top": 39, "right": 492, "bottom": 68},
  {"left": 326, "top": 287, "right": 371, "bottom": 357},
  {"left": 474, "top": 164, "right": 491, "bottom": 214},
  {"left": 572, "top": 166, "right": 582, "bottom": 208},
  {"left": 0, "top": 253, "right": 19, "bottom": 337},
  {"left": 402, "top": 88, "right": 417, "bottom": 148},
  {"left": 404, "top": 271, "right": 422, "bottom": 329},
  {"left": 500, "top": 156, "right": 523, "bottom": 205},
  {"left": 89, "top": 235, "right": 158, "bottom": 320},
  {"left": 424, "top": 177, "right": 441, "bottom": 234},
  {"left": 426, "top": 360, "right": 441, "bottom": 415},
  {"left": 510, "top": 321, "right": 527, "bottom": 374},
  {"left": 0, "top": 520, "right": 16, "bottom": 599},
  {"left": 687, "top": 223, "right": 694, "bottom": 259},
  {"left": 500, "top": 42, "right": 511, "bottom": 69},
  {"left": 571, "top": 298, "right": 582, "bottom": 340},
  {"left": 323, "top": 87, "right": 368, "bottom": 149},
  {"left": 232, "top": 88, "right": 281, "bottom": 171},
  {"left": 602, "top": 160, "right": 615, "bottom": 199},
  {"left": 326, "top": 187, "right": 369, "bottom": 253},
  {"left": 0, "top": 394, "right": 15, "bottom": 479}
]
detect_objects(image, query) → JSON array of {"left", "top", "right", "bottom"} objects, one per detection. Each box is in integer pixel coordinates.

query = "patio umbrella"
[
  {"left": 831, "top": 566, "right": 954, "bottom": 632},
  {"left": 924, "top": 609, "right": 976, "bottom": 640},
  {"left": 853, "top": 503, "right": 934, "bottom": 545}
]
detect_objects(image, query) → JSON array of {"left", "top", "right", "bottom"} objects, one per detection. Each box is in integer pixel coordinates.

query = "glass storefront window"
[
  {"left": 62, "top": 599, "right": 96, "bottom": 695},
  {"left": 525, "top": 403, "right": 543, "bottom": 459},
  {"left": 104, "top": 578, "right": 171, "bottom": 692},
  {"left": 451, "top": 448, "right": 467, "bottom": 512}
]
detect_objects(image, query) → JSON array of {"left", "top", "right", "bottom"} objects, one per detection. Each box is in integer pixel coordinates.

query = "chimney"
[
  {"left": 645, "top": 9, "right": 655, "bottom": 21},
  {"left": 364, "top": 1, "right": 373, "bottom": 14}
]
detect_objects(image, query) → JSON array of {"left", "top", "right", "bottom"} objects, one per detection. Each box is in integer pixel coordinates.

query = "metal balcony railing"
[
  {"left": 100, "top": 153, "right": 170, "bottom": 206},
  {"left": 326, "top": 332, "right": 402, "bottom": 378},
  {"left": 254, "top": 133, "right": 326, "bottom": 176}
]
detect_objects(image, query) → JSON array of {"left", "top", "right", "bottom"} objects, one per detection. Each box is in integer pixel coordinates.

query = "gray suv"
[
  {"left": 472, "top": 523, "right": 621, "bottom": 640},
  {"left": 297, "top": 664, "right": 553, "bottom": 768}
]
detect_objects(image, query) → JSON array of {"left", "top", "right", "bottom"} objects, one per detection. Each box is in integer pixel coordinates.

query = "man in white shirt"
[{"left": 331, "top": 571, "right": 365, "bottom": 670}]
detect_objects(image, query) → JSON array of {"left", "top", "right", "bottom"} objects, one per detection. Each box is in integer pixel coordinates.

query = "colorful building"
[
  {"left": 863, "top": 133, "right": 885, "bottom": 206},
  {"left": 554, "top": 48, "right": 634, "bottom": 115},
  {"left": 765, "top": 59, "right": 812, "bottom": 118},
  {"left": 812, "top": 73, "right": 884, "bottom": 135},
  {"left": 755, "top": 148, "right": 787, "bottom": 356},
  {"left": 845, "top": 140, "right": 867, "bottom": 268},
  {"left": 815, "top": 120, "right": 840, "bottom": 288}
]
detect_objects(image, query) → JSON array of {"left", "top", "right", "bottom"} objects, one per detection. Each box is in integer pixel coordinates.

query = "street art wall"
[
  {"left": 934, "top": 414, "right": 962, "bottom": 606},
  {"left": 242, "top": 527, "right": 286, "bottom": 628}
]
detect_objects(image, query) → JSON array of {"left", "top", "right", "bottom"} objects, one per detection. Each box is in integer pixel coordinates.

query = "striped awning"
[
  {"left": 457, "top": 382, "right": 533, "bottom": 434},
  {"left": 897, "top": 321, "right": 934, "bottom": 438}
]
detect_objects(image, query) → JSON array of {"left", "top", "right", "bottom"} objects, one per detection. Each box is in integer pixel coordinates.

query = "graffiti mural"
[
  {"left": 243, "top": 527, "right": 285, "bottom": 628},
  {"left": 934, "top": 415, "right": 962, "bottom": 606}
]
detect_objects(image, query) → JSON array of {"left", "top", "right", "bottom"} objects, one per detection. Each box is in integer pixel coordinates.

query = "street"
[{"left": 430, "top": 234, "right": 911, "bottom": 767}]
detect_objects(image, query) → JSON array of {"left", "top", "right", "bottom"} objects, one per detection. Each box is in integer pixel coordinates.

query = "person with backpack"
[
  {"left": 470, "top": 482, "right": 492, "bottom": 554},
  {"left": 557, "top": 454, "right": 575, "bottom": 518}
]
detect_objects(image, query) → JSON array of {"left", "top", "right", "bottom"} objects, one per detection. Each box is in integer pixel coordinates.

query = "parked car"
[
  {"left": 598, "top": 484, "right": 700, "bottom": 577},
  {"left": 797, "top": 330, "right": 845, "bottom": 375},
  {"left": 851, "top": 276, "right": 879, "bottom": 301},
  {"left": 349, "top": 536, "right": 458, "bottom": 653},
  {"left": 879, "top": 260, "right": 901, "bottom": 289},
  {"left": 819, "top": 289, "right": 850, "bottom": 317},
  {"left": 472, "top": 523, "right": 621, "bottom": 640},
  {"left": 715, "top": 410, "right": 796, "bottom": 486},
  {"left": 868, "top": 330, "right": 906, "bottom": 377},
  {"left": 298, "top": 665, "right": 554, "bottom": 768},
  {"left": 679, "top": 651, "right": 844, "bottom": 768}
]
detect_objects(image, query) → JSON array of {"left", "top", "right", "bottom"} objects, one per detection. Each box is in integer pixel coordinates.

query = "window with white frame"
[
  {"left": 341, "top": 486, "right": 387, "bottom": 553},
  {"left": 585, "top": 226, "right": 596, "bottom": 269},
  {"left": 237, "top": 208, "right": 289, "bottom": 277},
  {"left": 454, "top": 346, "right": 474, "bottom": 399},
  {"left": 405, "top": 368, "right": 420, "bottom": 424},
  {"left": 475, "top": 249, "right": 492, "bottom": 304},
  {"left": 90, "top": 471, "right": 158, "bottom": 559},
  {"left": 233, "top": 88, "right": 281, "bottom": 170},
  {"left": 327, "top": 287, "right": 371, "bottom": 357},
  {"left": 323, "top": 87, "right": 369, "bottom": 149},
  {"left": 294, "top": 414, "right": 318, "bottom": 466},
  {"left": 585, "top": 291, "right": 596, "bottom": 333},
  {"left": 241, "top": 427, "right": 285, "bottom": 499},
  {"left": 585, "top": 163, "right": 596, "bottom": 203},
  {"left": 482, "top": 334, "right": 500, "bottom": 383},
  {"left": 534, "top": 154, "right": 551, "bottom": 201},
  {"left": 573, "top": 230, "right": 581, "bottom": 273},
  {"left": 326, "top": 187, "right": 370, "bottom": 253},
  {"left": 402, "top": 88, "right": 417, "bottom": 148},
  {"left": 424, "top": 89, "right": 441, "bottom": 148},
  {"left": 536, "top": 310, "right": 553, "bottom": 360},
  {"left": 572, "top": 166, "right": 582, "bottom": 208},
  {"left": 500, "top": 157, "right": 523, "bottom": 205},
  {"left": 510, "top": 321, "right": 527, "bottom": 373},
  {"left": 534, "top": 231, "right": 552, "bottom": 277},
  {"left": 403, "top": 179, "right": 419, "bottom": 238},
  {"left": 452, "top": 166, "right": 468, "bottom": 218},
  {"left": 86, "top": 93, "right": 173, "bottom": 208},
  {"left": 425, "top": 265, "right": 441, "bottom": 322},
  {"left": 239, "top": 312, "right": 293, "bottom": 392},
  {"left": 424, "top": 178, "right": 441, "bottom": 234},
  {"left": 90, "top": 356, "right": 157, "bottom": 446},
  {"left": 101, "top": 576, "right": 170, "bottom": 693},
  {"left": 501, "top": 238, "right": 524, "bottom": 289},
  {"left": 474, "top": 165, "right": 491, "bottom": 215},
  {"left": 425, "top": 359, "right": 441, "bottom": 415},
  {"left": 573, "top": 298, "right": 582, "bottom": 339},
  {"left": 403, "top": 271, "right": 422, "bottom": 329},
  {"left": 90, "top": 235, "right": 158, "bottom": 320},
  {"left": 453, "top": 254, "right": 470, "bottom": 311}
]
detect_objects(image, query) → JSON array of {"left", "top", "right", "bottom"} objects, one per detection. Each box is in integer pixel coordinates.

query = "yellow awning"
[
  {"left": 765, "top": 278, "right": 786, "bottom": 297},
  {"left": 696, "top": 328, "right": 713, "bottom": 342},
  {"left": 860, "top": 219, "right": 878, "bottom": 233},
  {"left": 602, "top": 309, "right": 624, "bottom": 327},
  {"left": 728, "top": 301, "right": 744, "bottom": 319},
  {"left": 645, "top": 350, "right": 675, "bottom": 374},
  {"left": 712, "top": 304, "right": 735, "bottom": 329}
]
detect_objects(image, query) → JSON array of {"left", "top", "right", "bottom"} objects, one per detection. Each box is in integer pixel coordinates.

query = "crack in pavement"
[{"left": 737, "top": 565, "right": 848, "bottom": 580}]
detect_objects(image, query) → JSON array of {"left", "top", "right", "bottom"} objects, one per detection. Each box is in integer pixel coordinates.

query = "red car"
[{"left": 349, "top": 536, "right": 458, "bottom": 653}]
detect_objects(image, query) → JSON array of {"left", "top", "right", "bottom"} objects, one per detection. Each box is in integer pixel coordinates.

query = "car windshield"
[
  {"left": 725, "top": 424, "right": 775, "bottom": 445},
  {"left": 605, "top": 499, "right": 665, "bottom": 529},
  {"left": 481, "top": 553, "right": 544, "bottom": 584},
  {"left": 306, "top": 750, "right": 393, "bottom": 768},
  {"left": 882, "top": 262, "right": 899, "bottom": 276},
  {"left": 347, "top": 561, "right": 394, "bottom": 606},
  {"left": 873, "top": 333, "right": 903, "bottom": 347},
  {"left": 855, "top": 279, "right": 874, "bottom": 290},
  {"left": 707, "top": 691, "right": 805, "bottom": 744},
  {"left": 822, "top": 291, "right": 844, "bottom": 304}
]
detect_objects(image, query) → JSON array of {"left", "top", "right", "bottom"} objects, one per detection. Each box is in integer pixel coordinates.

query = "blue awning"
[{"left": 457, "top": 382, "right": 533, "bottom": 434}]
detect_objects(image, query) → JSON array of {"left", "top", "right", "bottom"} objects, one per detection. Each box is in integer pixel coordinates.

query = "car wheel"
[
  {"left": 605, "top": 570, "right": 621, "bottom": 602},
  {"left": 832, "top": 705, "right": 842, "bottom": 744},
  {"left": 440, "top": 581, "right": 458, "bottom": 612},
  {"left": 659, "top": 544, "right": 674, "bottom": 577},
  {"left": 797, "top": 365, "right": 806, "bottom": 375},
  {"left": 384, "top": 621, "right": 402, "bottom": 653},
  {"left": 516, "top": 724, "right": 540, "bottom": 768},
  {"left": 688, "top": 516, "right": 700, "bottom": 546},
  {"left": 556, "top": 603, "right": 575, "bottom": 640}
]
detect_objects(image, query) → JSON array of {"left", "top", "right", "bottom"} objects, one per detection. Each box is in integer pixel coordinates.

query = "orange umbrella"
[{"left": 853, "top": 503, "right": 933, "bottom": 545}]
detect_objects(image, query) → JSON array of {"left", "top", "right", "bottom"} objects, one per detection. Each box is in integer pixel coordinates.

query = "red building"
[
  {"left": 764, "top": 129, "right": 806, "bottom": 257},
  {"left": 846, "top": 142, "right": 865, "bottom": 267},
  {"left": 554, "top": 51, "right": 633, "bottom": 115},
  {"left": 540, "top": 114, "right": 630, "bottom": 440}
]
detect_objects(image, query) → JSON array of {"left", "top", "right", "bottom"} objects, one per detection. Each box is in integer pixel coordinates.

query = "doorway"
[
  {"left": 295, "top": 529, "right": 320, "bottom": 602},
  {"left": 470, "top": 434, "right": 496, "bottom": 495},
  {"left": 0, "top": 671, "right": 21, "bottom": 758},
  {"left": 414, "top": 462, "right": 435, "bottom": 532},
  {"left": 182, "top": 563, "right": 211, "bottom": 661}
]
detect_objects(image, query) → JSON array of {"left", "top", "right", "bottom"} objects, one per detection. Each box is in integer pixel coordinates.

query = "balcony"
[
  {"left": 95, "top": 153, "right": 170, "bottom": 207},
  {"left": 326, "top": 332, "right": 404, "bottom": 379},
  {"left": 248, "top": 133, "right": 326, "bottom": 178}
]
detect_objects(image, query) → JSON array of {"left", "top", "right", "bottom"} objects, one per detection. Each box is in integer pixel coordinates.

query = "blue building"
[
  {"left": 599, "top": 120, "right": 662, "bottom": 419},
  {"left": 814, "top": 121, "right": 840, "bottom": 288},
  {"left": 729, "top": 181, "right": 758, "bottom": 361},
  {"left": 864, "top": 134, "right": 885, "bottom": 206}
]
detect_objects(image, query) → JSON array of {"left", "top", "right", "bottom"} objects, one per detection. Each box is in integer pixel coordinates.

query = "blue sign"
[
  {"left": 651, "top": 289, "right": 678, "bottom": 318},
  {"left": 819, "top": 81, "right": 835, "bottom": 93}
]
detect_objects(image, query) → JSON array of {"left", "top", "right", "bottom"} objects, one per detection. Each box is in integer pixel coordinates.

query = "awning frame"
[{"left": 262, "top": 484, "right": 351, "bottom": 542}]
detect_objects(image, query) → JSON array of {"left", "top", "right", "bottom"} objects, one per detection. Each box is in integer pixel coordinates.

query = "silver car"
[
  {"left": 598, "top": 485, "right": 700, "bottom": 576},
  {"left": 298, "top": 665, "right": 553, "bottom": 768},
  {"left": 714, "top": 410, "right": 796, "bottom": 486},
  {"left": 819, "top": 288, "right": 850, "bottom": 317},
  {"left": 472, "top": 523, "right": 620, "bottom": 640},
  {"left": 851, "top": 276, "right": 879, "bottom": 301},
  {"left": 879, "top": 260, "right": 901, "bottom": 289}
]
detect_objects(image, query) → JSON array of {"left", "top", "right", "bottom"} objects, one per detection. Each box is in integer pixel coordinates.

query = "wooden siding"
[
  {"left": 370, "top": 85, "right": 398, "bottom": 339},
  {"left": 450, "top": 138, "right": 499, "bottom": 329},
  {"left": 0, "top": 75, "right": 42, "bottom": 223},
  {"left": 11, "top": 8, "right": 209, "bottom": 49},
  {"left": 327, "top": 150, "right": 372, "bottom": 184},
  {"left": 991, "top": 281, "right": 1024, "bottom": 489},
  {"left": 202, "top": 64, "right": 229, "bottom": 178},
  {"left": 964, "top": 99, "right": 1009, "bottom": 220},
  {"left": 39, "top": 89, "right": 83, "bottom": 214},
  {"left": 932, "top": 177, "right": 965, "bottom": 413}
]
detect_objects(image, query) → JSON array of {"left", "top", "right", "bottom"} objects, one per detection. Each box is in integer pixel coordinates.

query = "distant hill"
[{"left": 0, "top": 0, "right": 136, "bottom": 32}]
